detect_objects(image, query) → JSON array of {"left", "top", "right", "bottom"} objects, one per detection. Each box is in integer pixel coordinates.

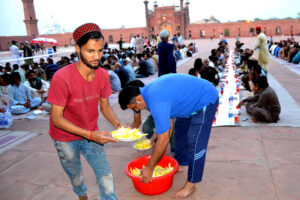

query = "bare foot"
[
  {"left": 177, "top": 165, "right": 185, "bottom": 172},
  {"left": 252, "top": 117, "right": 258, "bottom": 123},
  {"left": 79, "top": 194, "right": 88, "bottom": 200},
  {"left": 172, "top": 181, "right": 196, "bottom": 199}
]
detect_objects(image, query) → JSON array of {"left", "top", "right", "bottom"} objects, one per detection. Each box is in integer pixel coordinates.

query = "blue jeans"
[
  {"left": 53, "top": 139, "right": 117, "bottom": 200},
  {"left": 174, "top": 99, "right": 218, "bottom": 183}
]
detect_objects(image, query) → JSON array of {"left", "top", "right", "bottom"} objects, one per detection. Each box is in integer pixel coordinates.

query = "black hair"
[
  {"left": 209, "top": 55, "right": 218, "bottom": 63},
  {"left": 102, "top": 64, "right": 111, "bottom": 70},
  {"left": 121, "top": 54, "right": 127, "bottom": 59},
  {"left": 118, "top": 86, "right": 141, "bottom": 110},
  {"left": 253, "top": 76, "right": 269, "bottom": 89},
  {"left": 12, "top": 40, "right": 16, "bottom": 45},
  {"left": 194, "top": 58, "right": 203, "bottom": 70},
  {"left": 241, "top": 55, "right": 249, "bottom": 62},
  {"left": 137, "top": 54, "right": 144, "bottom": 60},
  {"left": 26, "top": 70, "right": 36, "bottom": 79},
  {"left": 188, "top": 68, "right": 197, "bottom": 76},
  {"left": 23, "top": 64, "right": 29, "bottom": 71},
  {"left": 77, "top": 31, "right": 104, "bottom": 47},
  {"left": 252, "top": 64, "right": 262, "bottom": 75},
  {"left": 47, "top": 57, "right": 54, "bottom": 64},
  {"left": 247, "top": 59, "right": 258, "bottom": 71},
  {"left": 0, "top": 73, "right": 11, "bottom": 85},
  {"left": 201, "top": 67, "right": 220, "bottom": 86},
  {"left": 11, "top": 72, "right": 21, "bottom": 83},
  {"left": 211, "top": 49, "right": 217, "bottom": 56},
  {"left": 13, "top": 64, "right": 19, "bottom": 70},
  {"left": 126, "top": 80, "right": 145, "bottom": 87},
  {"left": 4, "top": 66, "right": 11, "bottom": 72}
]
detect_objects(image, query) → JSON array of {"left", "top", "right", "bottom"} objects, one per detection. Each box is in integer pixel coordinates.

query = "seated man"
[
  {"left": 237, "top": 76, "right": 281, "bottom": 123},
  {"left": 46, "top": 58, "right": 59, "bottom": 80},
  {"left": 114, "top": 62, "right": 129, "bottom": 88},
  {"left": 0, "top": 74, "right": 11, "bottom": 111},
  {"left": 24, "top": 70, "right": 49, "bottom": 101},
  {"left": 123, "top": 58, "right": 136, "bottom": 82},
  {"left": 135, "top": 54, "right": 149, "bottom": 78},
  {"left": 144, "top": 53, "right": 155, "bottom": 75},
  {"left": 102, "top": 64, "right": 121, "bottom": 93},
  {"left": 7, "top": 72, "right": 41, "bottom": 115}
]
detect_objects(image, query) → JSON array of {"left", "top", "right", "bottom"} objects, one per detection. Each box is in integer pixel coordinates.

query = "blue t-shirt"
[{"left": 140, "top": 74, "right": 218, "bottom": 134}]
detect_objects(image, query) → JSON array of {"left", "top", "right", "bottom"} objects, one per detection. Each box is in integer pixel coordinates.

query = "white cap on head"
[{"left": 160, "top": 30, "right": 170, "bottom": 39}]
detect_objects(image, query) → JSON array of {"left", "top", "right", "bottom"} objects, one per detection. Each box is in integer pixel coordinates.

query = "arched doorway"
[
  {"left": 200, "top": 30, "right": 205, "bottom": 38},
  {"left": 159, "top": 23, "right": 172, "bottom": 37}
]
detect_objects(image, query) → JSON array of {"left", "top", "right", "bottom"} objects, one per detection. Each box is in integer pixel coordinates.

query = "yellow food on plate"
[
  {"left": 130, "top": 163, "right": 174, "bottom": 177},
  {"left": 111, "top": 128, "right": 147, "bottom": 141},
  {"left": 133, "top": 139, "right": 152, "bottom": 150}
]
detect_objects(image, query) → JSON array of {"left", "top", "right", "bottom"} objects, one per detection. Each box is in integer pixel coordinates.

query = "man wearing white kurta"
[
  {"left": 130, "top": 36, "right": 136, "bottom": 49},
  {"left": 10, "top": 41, "right": 21, "bottom": 65},
  {"left": 254, "top": 27, "right": 270, "bottom": 73}
]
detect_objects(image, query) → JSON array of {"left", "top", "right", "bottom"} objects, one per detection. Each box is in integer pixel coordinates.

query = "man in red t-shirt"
[{"left": 47, "top": 23, "right": 122, "bottom": 200}]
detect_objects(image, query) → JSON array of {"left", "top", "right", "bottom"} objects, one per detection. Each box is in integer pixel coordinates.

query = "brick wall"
[{"left": 1, "top": 19, "right": 299, "bottom": 51}]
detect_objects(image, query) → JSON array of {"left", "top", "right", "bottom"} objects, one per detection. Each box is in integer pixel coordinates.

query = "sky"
[{"left": 0, "top": 0, "right": 299, "bottom": 36}]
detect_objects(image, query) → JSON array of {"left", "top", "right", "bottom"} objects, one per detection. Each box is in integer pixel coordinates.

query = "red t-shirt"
[{"left": 47, "top": 63, "right": 112, "bottom": 142}]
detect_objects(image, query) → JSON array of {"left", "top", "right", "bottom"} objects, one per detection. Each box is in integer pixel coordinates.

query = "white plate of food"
[
  {"left": 111, "top": 128, "right": 147, "bottom": 142},
  {"left": 132, "top": 139, "right": 152, "bottom": 150}
]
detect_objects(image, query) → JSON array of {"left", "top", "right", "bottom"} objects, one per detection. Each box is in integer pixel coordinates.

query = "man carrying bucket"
[{"left": 118, "top": 74, "right": 218, "bottom": 198}]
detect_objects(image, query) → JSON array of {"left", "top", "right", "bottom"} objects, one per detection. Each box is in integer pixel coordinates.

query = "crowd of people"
[
  {"left": 0, "top": 29, "right": 197, "bottom": 116},
  {"left": 0, "top": 23, "right": 289, "bottom": 199},
  {"left": 268, "top": 35, "right": 300, "bottom": 64}
]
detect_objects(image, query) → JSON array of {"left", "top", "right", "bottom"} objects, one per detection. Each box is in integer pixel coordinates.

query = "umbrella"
[{"left": 31, "top": 37, "right": 58, "bottom": 45}]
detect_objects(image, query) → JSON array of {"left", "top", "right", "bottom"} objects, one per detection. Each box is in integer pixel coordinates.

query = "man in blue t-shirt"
[{"left": 118, "top": 74, "right": 218, "bottom": 198}]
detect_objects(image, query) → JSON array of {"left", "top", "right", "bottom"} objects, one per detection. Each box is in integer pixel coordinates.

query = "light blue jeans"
[{"left": 53, "top": 139, "right": 117, "bottom": 200}]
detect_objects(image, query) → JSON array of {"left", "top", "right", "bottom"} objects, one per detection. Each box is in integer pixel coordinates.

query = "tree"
[{"left": 254, "top": 18, "right": 263, "bottom": 21}]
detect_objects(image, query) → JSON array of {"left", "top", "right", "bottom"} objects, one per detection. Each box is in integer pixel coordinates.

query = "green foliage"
[{"left": 224, "top": 29, "right": 229, "bottom": 36}]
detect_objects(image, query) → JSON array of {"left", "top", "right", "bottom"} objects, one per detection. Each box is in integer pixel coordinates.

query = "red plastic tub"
[{"left": 125, "top": 155, "right": 178, "bottom": 195}]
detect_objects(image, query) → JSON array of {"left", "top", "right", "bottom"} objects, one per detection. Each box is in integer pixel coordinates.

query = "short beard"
[{"left": 79, "top": 52, "right": 99, "bottom": 69}]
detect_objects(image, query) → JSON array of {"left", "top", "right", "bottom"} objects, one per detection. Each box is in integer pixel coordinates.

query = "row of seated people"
[
  {"left": 268, "top": 39, "right": 300, "bottom": 64},
  {"left": 234, "top": 42, "right": 281, "bottom": 123}
]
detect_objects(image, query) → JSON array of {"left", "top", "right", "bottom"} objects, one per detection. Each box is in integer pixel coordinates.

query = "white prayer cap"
[{"left": 160, "top": 30, "right": 170, "bottom": 39}]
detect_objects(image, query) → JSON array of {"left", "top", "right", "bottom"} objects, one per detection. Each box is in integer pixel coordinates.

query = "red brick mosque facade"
[{"left": 0, "top": 0, "right": 299, "bottom": 51}]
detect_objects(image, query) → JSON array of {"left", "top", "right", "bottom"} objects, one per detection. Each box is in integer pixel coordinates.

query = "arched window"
[
  {"left": 291, "top": 26, "right": 294, "bottom": 35},
  {"left": 129, "top": 34, "right": 134, "bottom": 39},
  {"left": 249, "top": 28, "right": 255, "bottom": 36},
  {"left": 213, "top": 29, "right": 216, "bottom": 37},
  {"left": 275, "top": 27, "right": 281, "bottom": 35},
  {"left": 224, "top": 29, "right": 229, "bottom": 36},
  {"left": 200, "top": 30, "right": 205, "bottom": 38},
  {"left": 238, "top": 28, "right": 241, "bottom": 36},
  {"left": 109, "top": 35, "right": 113, "bottom": 42},
  {"left": 264, "top": 27, "right": 266, "bottom": 34},
  {"left": 189, "top": 30, "right": 192, "bottom": 39}
]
